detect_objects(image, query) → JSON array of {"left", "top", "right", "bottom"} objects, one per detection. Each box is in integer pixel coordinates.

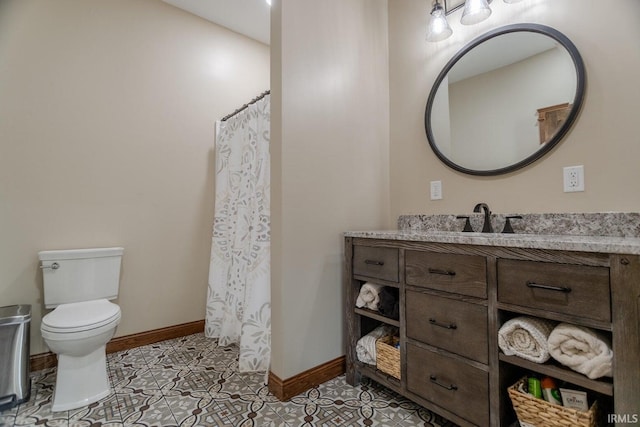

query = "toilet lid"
[{"left": 42, "top": 299, "right": 120, "bottom": 332}]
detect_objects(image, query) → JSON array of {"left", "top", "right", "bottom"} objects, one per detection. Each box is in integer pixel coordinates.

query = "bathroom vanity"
[{"left": 344, "top": 229, "right": 640, "bottom": 426}]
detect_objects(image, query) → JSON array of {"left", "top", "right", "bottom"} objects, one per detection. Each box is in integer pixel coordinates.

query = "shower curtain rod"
[{"left": 221, "top": 90, "right": 270, "bottom": 122}]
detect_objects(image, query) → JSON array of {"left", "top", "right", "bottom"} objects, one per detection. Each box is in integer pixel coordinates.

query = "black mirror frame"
[{"left": 425, "top": 23, "right": 586, "bottom": 176}]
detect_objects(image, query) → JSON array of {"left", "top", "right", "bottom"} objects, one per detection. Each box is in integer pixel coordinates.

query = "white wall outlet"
[
  {"left": 430, "top": 180, "right": 443, "bottom": 200},
  {"left": 563, "top": 165, "right": 585, "bottom": 192}
]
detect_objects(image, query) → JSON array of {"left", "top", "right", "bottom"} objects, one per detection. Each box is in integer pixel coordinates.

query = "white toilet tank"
[{"left": 39, "top": 247, "right": 124, "bottom": 308}]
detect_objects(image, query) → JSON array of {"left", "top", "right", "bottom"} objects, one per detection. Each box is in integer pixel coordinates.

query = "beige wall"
[
  {"left": 0, "top": 0, "right": 270, "bottom": 355},
  {"left": 389, "top": 0, "right": 640, "bottom": 218},
  {"left": 271, "top": 0, "right": 390, "bottom": 378}
]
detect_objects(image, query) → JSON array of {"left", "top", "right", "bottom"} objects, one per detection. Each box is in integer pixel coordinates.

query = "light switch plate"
[{"left": 430, "top": 180, "right": 443, "bottom": 200}]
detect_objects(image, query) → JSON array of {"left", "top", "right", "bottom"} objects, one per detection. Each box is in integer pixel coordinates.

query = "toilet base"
[{"left": 51, "top": 345, "right": 111, "bottom": 412}]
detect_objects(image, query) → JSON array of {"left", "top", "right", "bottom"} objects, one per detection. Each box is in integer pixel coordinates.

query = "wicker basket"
[
  {"left": 508, "top": 378, "right": 598, "bottom": 427},
  {"left": 376, "top": 335, "right": 400, "bottom": 379}
]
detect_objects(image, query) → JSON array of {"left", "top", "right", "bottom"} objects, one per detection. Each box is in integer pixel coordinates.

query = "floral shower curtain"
[{"left": 206, "top": 94, "right": 270, "bottom": 372}]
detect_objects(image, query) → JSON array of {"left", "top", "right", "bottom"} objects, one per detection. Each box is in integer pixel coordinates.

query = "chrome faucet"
[{"left": 473, "top": 203, "right": 493, "bottom": 233}]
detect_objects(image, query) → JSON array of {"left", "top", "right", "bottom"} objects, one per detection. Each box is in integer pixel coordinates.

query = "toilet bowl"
[
  {"left": 39, "top": 247, "right": 123, "bottom": 412},
  {"left": 41, "top": 299, "right": 121, "bottom": 412}
]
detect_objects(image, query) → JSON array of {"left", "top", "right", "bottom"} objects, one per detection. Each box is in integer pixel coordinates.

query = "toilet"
[{"left": 39, "top": 247, "right": 123, "bottom": 412}]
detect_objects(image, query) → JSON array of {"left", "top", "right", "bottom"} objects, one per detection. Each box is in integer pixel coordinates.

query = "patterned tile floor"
[{"left": 0, "top": 333, "right": 459, "bottom": 427}]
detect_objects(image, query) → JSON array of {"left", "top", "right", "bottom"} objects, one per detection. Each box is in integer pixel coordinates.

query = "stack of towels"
[
  {"left": 356, "top": 282, "right": 399, "bottom": 320},
  {"left": 356, "top": 325, "right": 397, "bottom": 365},
  {"left": 498, "top": 316, "right": 613, "bottom": 379},
  {"left": 356, "top": 283, "right": 384, "bottom": 311}
]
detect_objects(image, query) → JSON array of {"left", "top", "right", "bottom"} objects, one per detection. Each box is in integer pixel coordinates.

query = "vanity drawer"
[
  {"left": 406, "top": 291, "right": 488, "bottom": 364},
  {"left": 353, "top": 245, "right": 399, "bottom": 283},
  {"left": 497, "top": 259, "right": 611, "bottom": 323},
  {"left": 405, "top": 251, "right": 487, "bottom": 298},
  {"left": 407, "top": 343, "right": 489, "bottom": 427}
]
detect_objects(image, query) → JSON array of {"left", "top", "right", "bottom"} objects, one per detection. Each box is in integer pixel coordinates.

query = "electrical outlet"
[
  {"left": 563, "top": 165, "right": 584, "bottom": 192},
  {"left": 430, "top": 180, "right": 443, "bottom": 200}
]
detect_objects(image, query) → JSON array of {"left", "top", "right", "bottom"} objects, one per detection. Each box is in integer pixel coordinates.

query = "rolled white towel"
[
  {"left": 356, "top": 325, "right": 395, "bottom": 365},
  {"left": 355, "top": 283, "right": 384, "bottom": 311},
  {"left": 498, "top": 316, "right": 556, "bottom": 363},
  {"left": 548, "top": 323, "right": 613, "bottom": 379}
]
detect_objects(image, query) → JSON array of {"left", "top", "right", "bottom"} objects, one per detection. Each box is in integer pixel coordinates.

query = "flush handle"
[{"left": 40, "top": 262, "right": 60, "bottom": 270}]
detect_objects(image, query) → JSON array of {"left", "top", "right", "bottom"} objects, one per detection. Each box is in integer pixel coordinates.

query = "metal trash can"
[{"left": 0, "top": 305, "right": 31, "bottom": 411}]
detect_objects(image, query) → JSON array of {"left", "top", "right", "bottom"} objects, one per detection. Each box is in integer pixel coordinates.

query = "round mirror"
[{"left": 425, "top": 24, "right": 585, "bottom": 176}]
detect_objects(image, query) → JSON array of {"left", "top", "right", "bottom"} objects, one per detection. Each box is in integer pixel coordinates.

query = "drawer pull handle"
[
  {"left": 429, "top": 375, "right": 458, "bottom": 391},
  {"left": 526, "top": 281, "right": 572, "bottom": 293},
  {"left": 364, "top": 259, "right": 384, "bottom": 266},
  {"left": 428, "top": 268, "right": 456, "bottom": 276},
  {"left": 429, "top": 318, "right": 457, "bottom": 330}
]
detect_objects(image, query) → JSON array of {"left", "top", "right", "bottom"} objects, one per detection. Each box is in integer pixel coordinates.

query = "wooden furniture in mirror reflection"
[{"left": 538, "top": 103, "right": 572, "bottom": 144}]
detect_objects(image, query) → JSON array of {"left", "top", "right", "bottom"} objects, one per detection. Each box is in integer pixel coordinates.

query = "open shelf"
[
  {"left": 497, "top": 303, "right": 612, "bottom": 332},
  {"left": 354, "top": 307, "right": 400, "bottom": 327},
  {"left": 353, "top": 274, "right": 400, "bottom": 288},
  {"left": 499, "top": 353, "right": 613, "bottom": 396},
  {"left": 356, "top": 362, "right": 402, "bottom": 394}
]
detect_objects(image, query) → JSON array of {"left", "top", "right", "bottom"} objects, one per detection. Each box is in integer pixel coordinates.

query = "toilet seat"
[{"left": 42, "top": 299, "right": 121, "bottom": 334}]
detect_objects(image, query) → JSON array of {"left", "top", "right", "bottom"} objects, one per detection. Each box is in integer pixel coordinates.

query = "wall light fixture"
[
  {"left": 426, "top": 1, "right": 453, "bottom": 42},
  {"left": 460, "top": 0, "right": 492, "bottom": 25},
  {"left": 427, "top": 0, "right": 523, "bottom": 42}
]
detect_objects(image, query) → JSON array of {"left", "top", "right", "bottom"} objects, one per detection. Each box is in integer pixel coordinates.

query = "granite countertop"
[{"left": 344, "top": 230, "right": 640, "bottom": 255}]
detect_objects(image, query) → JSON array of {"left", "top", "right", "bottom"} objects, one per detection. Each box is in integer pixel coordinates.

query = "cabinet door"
[
  {"left": 406, "top": 291, "right": 488, "bottom": 364},
  {"left": 407, "top": 343, "right": 489, "bottom": 426}
]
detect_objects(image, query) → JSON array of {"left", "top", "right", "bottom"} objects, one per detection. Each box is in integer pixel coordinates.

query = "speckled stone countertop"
[
  {"left": 346, "top": 212, "right": 640, "bottom": 254},
  {"left": 398, "top": 212, "right": 640, "bottom": 237},
  {"left": 344, "top": 230, "right": 640, "bottom": 255}
]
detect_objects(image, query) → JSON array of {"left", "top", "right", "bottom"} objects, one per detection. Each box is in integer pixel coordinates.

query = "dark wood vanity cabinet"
[{"left": 345, "top": 237, "right": 640, "bottom": 427}]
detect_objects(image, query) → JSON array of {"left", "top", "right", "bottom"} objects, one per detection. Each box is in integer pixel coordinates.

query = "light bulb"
[
  {"left": 426, "top": 2, "right": 452, "bottom": 42},
  {"left": 461, "top": 0, "right": 492, "bottom": 25}
]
